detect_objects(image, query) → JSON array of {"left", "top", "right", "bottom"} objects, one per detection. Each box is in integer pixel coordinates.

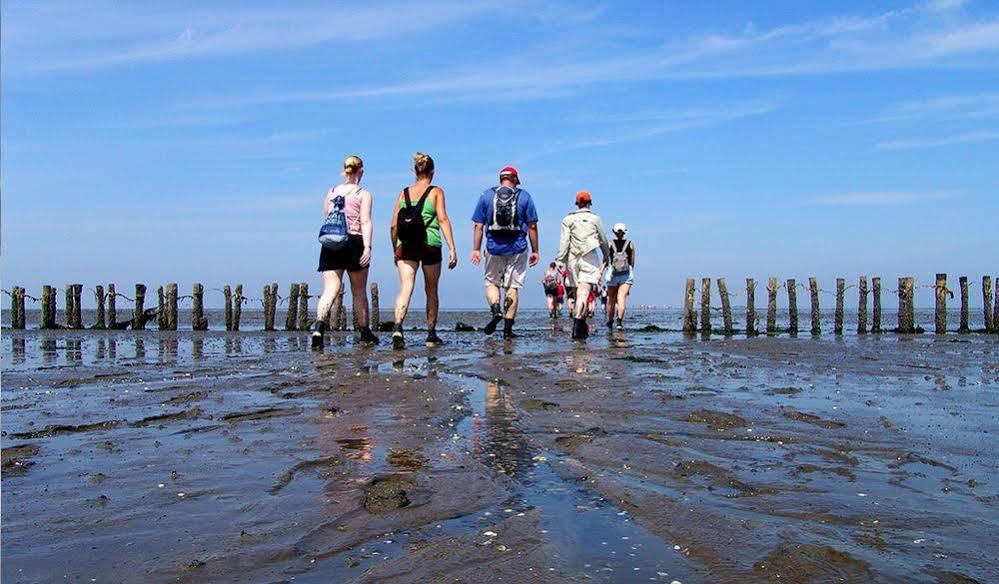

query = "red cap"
[
  {"left": 575, "top": 191, "right": 591, "bottom": 205},
  {"left": 499, "top": 166, "right": 519, "bottom": 182}
]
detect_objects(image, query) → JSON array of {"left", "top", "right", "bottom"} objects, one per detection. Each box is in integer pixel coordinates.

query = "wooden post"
[
  {"left": 158, "top": 286, "right": 167, "bottom": 330},
  {"left": 718, "top": 278, "right": 733, "bottom": 334},
  {"left": 370, "top": 283, "right": 380, "bottom": 331},
  {"left": 682, "top": 279, "right": 697, "bottom": 334},
  {"left": 233, "top": 284, "right": 243, "bottom": 331},
  {"left": 993, "top": 276, "right": 999, "bottom": 334},
  {"left": 834, "top": 278, "right": 845, "bottom": 335},
  {"left": 133, "top": 284, "right": 147, "bottom": 330},
  {"left": 269, "top": 282, "right": 279, "bottom": 331},
  {"left": 934, "top": 273, "right": 947, "bottom": 334},
  {"left": 108, "top": 283, "right": 117, "bottom": 329},
  {"left": 745, "top": 278, "right": 756, "bottom": 336},
  {"left": 700, "top": 278, "right": 711, "bottom": 333},
  {"left": 333, "top": 289, "right": 345, "bottom": 331},
  {"left": 985, "top": 276, "right": 994, "bottom": 333},
  {"left": 872, "top": 277, "right": 883, "bottom": 333},
  {"left": 65, "top": 285, "right": 75, "bottom": 328},
  {"left": 72, "top": 285, "right": 83, "bottom": 328},
  {"left": 897, "top": 277, "right": 916, "bottom": 334},
  {"left": 298, "top": 283, "right": 309, "bottom": 331},
  {"left": 957, "top": 276, "right": 969, "bottom": 333},
  {"left": 285, "top": 283, "right": 300, "bottom": 331},
  {"left": 94, "top": 285, "right": 106, "bottom": 329},
  {"left": 808, "top": 277, "right": 820, "bottom": 335},
  {"left": 786, "top": 278, "right": 798, "bottom": 334},
  {"left": 192, "top": 283, "right": 207, "bottom": 331},
  {"left": 11, "top": 286, "right": 25, "bottom": 329},
  {"left": 263, "top": 285, "right": 274, "bottom": 331},
  {"left": 224, "top": 285, "right": 233, "bottom": 331},
  {"left": 166, "top": 283, "right": 178, "bottom": 330},
  {"left": 857, "top": 277, "right": 868, "bottom": 334},
  {"left": 40, "top": 286, "right": 52, "bottom": 329},
  {"left": 766, "top": 277, "right": 778, "bottom": 334}
]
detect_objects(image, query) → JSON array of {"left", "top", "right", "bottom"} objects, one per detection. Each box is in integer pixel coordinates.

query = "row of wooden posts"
[
  {"left": 683, "top": 275, "right": 999, "bottom": 335},
  {"left": 5, "top": 283, "right": 382, "bottom": 332}
]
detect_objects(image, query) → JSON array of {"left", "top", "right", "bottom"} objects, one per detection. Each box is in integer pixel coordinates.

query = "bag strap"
[
  {"left": 403, "top": 187, "right": 413, "bottom": 209},
  {"left": 415, "top": 186, "right": 435, "bottom": 225}
]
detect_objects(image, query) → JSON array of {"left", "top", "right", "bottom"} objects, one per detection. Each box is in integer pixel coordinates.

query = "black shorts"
[
  {"left": 318, "top": 234, "right": 366, "bottom": 272},
  {"left": 544, "top": 284, "right": 558, "bottom": 296},
  {"left": 565, "top": 286, "right": 577, "bottom": 299},
  {"left": 394, "top": 244, "right": 442, "bottom": 266}
]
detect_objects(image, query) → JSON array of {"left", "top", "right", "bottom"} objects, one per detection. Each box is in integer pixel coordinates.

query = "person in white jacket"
[{"left": 556, "top": 191, "right": 611, "bottom": 340}]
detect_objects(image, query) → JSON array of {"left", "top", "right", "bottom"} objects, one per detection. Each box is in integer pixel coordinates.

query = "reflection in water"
[
  {"left": 109, "top": 339, "right": 117, "bottom": 359},
  {"left": 473, "top": 382, "right": 533, "bottom": 480},
  {"left": 192, "top": 338, "right": 204, "bottom": 360},
  {"left": 41, "top": 339, "right": 57, "bottom": 366},
  {"left": 134, "top": 338, "right": 146, "bottom": 360},
  {"left": 96, "top": 338, "right": 106, "bottom": 360},
  {"left": 336, "top": 437, "right": 374, "bottom": 462},
  {"left": 565, "top": 352, "right": 592, "bottom": 374},
  {"left": 66, "top": 339, "right": 82, "bottom": 365},
  {"left": 11, "top": 338, "right": 26, "bottom": 365},
  {"left": 264, "top": 337, "right": 277, "bottom": 354},
  {"left": 233, "top": 336, "right": 242, "bottom": 354}
]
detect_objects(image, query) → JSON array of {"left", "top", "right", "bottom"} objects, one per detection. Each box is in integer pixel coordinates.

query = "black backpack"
[
  {"left": 488, "top": 186, "right": 520, "bottom": 233},
  {"left": 397, "top": 186, "right": 434, "bottom": 245}
]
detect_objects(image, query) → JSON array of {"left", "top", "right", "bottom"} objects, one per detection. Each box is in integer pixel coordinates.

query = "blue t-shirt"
[{"left": 471, "top": 187, "right": 539, "bottom": 256}]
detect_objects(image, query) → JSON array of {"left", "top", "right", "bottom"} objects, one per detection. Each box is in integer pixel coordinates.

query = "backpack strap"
[
  {"left": 416, "top": 185, "right": 435, "bottom": 225},
  {"left": 403, "top": 187, "right": 413, "bottom": 208}
]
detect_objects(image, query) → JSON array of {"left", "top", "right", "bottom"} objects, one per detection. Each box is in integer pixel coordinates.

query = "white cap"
[{"left": 613, "top": 222, "right": 627, "bottom": 234}]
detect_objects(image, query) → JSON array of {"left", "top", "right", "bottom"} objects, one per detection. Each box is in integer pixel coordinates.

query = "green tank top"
[{"left": 397, "top": 187, "right": 442, "bottom": 247}]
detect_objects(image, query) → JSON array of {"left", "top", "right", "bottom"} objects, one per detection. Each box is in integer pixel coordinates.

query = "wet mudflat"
[{"left": 2, "top": 327, "right": 996, "bottom": 583}]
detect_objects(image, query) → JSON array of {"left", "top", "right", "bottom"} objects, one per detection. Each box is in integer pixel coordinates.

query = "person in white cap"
[{"left": 605, "top": 222, "right": 636, "bottom": 329}]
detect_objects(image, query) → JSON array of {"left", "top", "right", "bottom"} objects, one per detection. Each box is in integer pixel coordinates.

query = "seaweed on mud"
[
  {"left": 686, "top": 409, "right": 747, "bottom": 430},
  {"left": 164, "top": 391, "right": 208, "bottom": 406},
  {"left": 130, "top": 407, "right": 202, "bottom": 427},
  {"left": 923, "top": 568, "right": 984, "bottom": 584},
  {"left": 2, "top": 443, "right": 40, "bottom": 476},
  {"left": 386, "top": 449, "right": 429, "bottom": 471},
  {"left": 554, "top": 427, "right": 608, "bottom": 449},
  {"left": 613, "top": 355, "right": 662, "bottom": 364},
  {"left": 781, "top": 410, "right": 846, "bottom": 429},
  {"left": 363, "top": 475, "right": 415, "bottom": 514},
  {"left": 891, "top": 452, "right": 958, "bottom": 473},
  {"left": 269, "top": 456, "right": 342, "bottom": 494},
  {"left": 753, "top": 542, "right": 872, "bottom": 582},
  {"left": 10, "top": 419, "right": 120, "bottom": 439},
  {"left": 221, "top": 406, "right": 302, "bottom": 423},
  {"left": 520, "top": 399, "right": 560, "bottom": 412}
]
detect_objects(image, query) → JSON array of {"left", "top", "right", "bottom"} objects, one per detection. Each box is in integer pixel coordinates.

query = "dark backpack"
[
  {"left": 397, "top": 186, "right": 434, "bottom": 245},
  {"left": 488, "top": 186, "right": 520, "bottom": 233}
]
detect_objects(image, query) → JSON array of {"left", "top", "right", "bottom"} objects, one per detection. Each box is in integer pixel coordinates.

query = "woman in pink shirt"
[{"left": 312, "top": 155, "right": 378, "bottom": 348}]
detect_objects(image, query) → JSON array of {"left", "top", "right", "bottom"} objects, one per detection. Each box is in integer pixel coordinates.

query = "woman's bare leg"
[
  {"left": 316, "top": 270, "right": 344, "bottom": 324},
  {"left": 422, "top": 263, "right": 442, "bottom": 330},
  {"left": 606, "top": 285, "right": 619, "bottom": 324},
  {"left": 347, "top": 268, "right": 370, "bottom": 329},
  {"left": 616, "top": 283, "right": 631, "bottom": 320},
  {"left": 394, "top": 260, "right": 419, "bottom": 325}
]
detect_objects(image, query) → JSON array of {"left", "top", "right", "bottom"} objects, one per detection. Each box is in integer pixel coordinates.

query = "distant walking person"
[
  {"left": 556, "top": 191, "right": 611, "bottom": 340},
  {"left": 542, "top": 262, "right": 561, "bottom": 318},
  {"left": 313, "top": 155, "right": 378, "bottom": 349},
  {"left": 389, "top": 153, "right": 458, "bottom": 349},
  {"left": 470, "top": 166, "right": 539, "bottom": 338},
  {"left": 605, "top": 223, "right": 636, "bottom": 329}
]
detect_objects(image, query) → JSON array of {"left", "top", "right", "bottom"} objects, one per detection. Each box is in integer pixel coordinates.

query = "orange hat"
[{"left": 575, "top": 191, "right": 591, "bottom": 205}]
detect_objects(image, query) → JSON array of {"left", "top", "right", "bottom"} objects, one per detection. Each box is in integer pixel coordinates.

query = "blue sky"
[{"left": 2, "top": 0, "right": 997, "bottom": 308}]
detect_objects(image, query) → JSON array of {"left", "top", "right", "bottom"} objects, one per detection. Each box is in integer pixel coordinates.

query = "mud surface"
[{"left": 2, "top": 323, "right": 997, "bottom": 583}]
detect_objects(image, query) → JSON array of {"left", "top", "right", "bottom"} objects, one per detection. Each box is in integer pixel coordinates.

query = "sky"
[{"left": 2, "top": 0, "right": 997, "bottom": 309}]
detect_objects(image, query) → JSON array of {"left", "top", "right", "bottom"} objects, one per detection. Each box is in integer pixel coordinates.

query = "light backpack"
[
  {"left": 611, "top": 240, "right": 631, "bottom": 274},
  {"left": 488, "top": 186, "right": 520, "bottom": 233},
  {"left": 319, "top": 186, "right": 355, "bottom": 250}
]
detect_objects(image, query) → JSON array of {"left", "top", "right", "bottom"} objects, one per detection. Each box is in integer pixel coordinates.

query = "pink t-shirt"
[{"left": 324, "top": 184, "right": 367, "bottom": 235}]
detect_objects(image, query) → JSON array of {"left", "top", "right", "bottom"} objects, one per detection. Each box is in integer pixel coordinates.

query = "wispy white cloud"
[
  {"left": 812, "top": 191, "right": 956, "bottom": 205},
  {"left": 869, "top": 92, "right": 999, "bottom": 124},
  {"left": 877, "top": 130, "right": 999, "bottom": 149}
]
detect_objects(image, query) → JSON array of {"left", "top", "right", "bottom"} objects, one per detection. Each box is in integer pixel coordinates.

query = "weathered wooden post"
[
  {"left": 718, "top": 278, "right": 733, "bottom": 334},
  {"left": 224, "top": 285, "right": 233, "bottom": 331},
  {"left": 700, "top": 278, "right": 711, "bottom": 333},
  {"left": 40, "top": 286, "right": 53, "bottom": 329},
  {"left": 682, "top": 279, "right": 697, "bottom": 334},
  {"left": 233, "top": 284, "right": 243, "bottom": 331},
  {"left": 957, "top": 276, "right": 969, "bottom": 333},
  {"left": 872, "top": 277, "right": 883, "bottom": 333},
  {"left": 897, "top": 277, "right": 916, "bottom": 334},
  {"left": 786, "top": 278, "right": 798, "bottom": 334},
  {"left": 285, "top": 283, "right": 300, "bottom": 331},
  {"left": 857, "top": 277, "right": 868, "bottom": 334},
  {"left": 808, "top": 277, "right": 820, "bottom": 335},
  {"left": 10, "top": 287, "right": 25, "bottom": 329},
  {"left": 370, "top": 283, "right": 380, "bottom": 331},
  {"left": 192, "top": 283, "right": 208, "bottom": 331},
  {"left": 72, "top": 285, "right": 83, "bottom": 328},
  {"left": 166, "top": 283, "right": 178, "bottom": 330},
  {"left": 18, "top": 287, "right": 27, "bottom": 329},
  {"left": 934, "top": 273, "right": 947, "bottom": 334},
  {"left": 746, "top": 278, "right": 756, "bottom": 336},
  {"left": 834, "top": 278, "right": 845, "bottom": 335},
  {"left": 333, "top": 289, "right": 345, "bottom": 331},
  {"left": 133, "top": 284, "right": 147, "bottom": 330},
  {"left": 108, "top": 283, "right": 117, "bottom": 328},
  {"left": 993, "top": 277, "right": 999, "bottom": 334},
  {"left": 94, "top": 285, "right": 106, "bottom": 329},
  {"left": 984, "top": 276, "right": 994, "bottom": 333},
  {"left": 298, "top": 283, "right": 309, "bottom": 331},
  {"left": 269, "top": 283, "right": 279, "bottom": 331},
  {"left": 65, "top": 285, "right": 75, "bottom": 328},
  {"left": 158, "top": 286, "right": 167, "bottom": 330},
  {"left": 766, "top": 277, "right": 778, "bottom": 334},
  {"left": 263, "top": 285, "right": 274, "bottom": 331}
]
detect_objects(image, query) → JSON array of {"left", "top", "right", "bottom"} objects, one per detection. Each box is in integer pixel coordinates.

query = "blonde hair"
[
  {"left": 413, "top": 152, "right": 435, "bottom": 178},
  {"left": 342, "top": 155, "right": 363, "bottom": 176}
]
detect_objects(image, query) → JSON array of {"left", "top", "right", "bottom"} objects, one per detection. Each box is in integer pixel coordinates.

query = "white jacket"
[{"left": 557, "top": 208, "right": 611, "bottom": 264}]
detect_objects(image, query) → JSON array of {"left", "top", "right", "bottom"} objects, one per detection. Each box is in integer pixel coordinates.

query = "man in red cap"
[
  {"left": 557, "top": 190, "right": 610, "bottom": 340},
  {"left": 470, "top": 166, "right": 540, "bottom": 338}
]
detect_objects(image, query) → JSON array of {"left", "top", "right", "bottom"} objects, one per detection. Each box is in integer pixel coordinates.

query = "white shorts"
[
  {"left": 484, "top": 251, "right": 528, "bottom": 289},
  {"left": 568, "top": 251, "right": 602, "bottom": 286}
]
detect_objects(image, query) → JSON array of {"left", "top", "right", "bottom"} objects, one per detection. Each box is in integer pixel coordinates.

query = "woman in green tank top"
[{"left": 389, "top": 152, "right": 458, "bottom": 349}]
